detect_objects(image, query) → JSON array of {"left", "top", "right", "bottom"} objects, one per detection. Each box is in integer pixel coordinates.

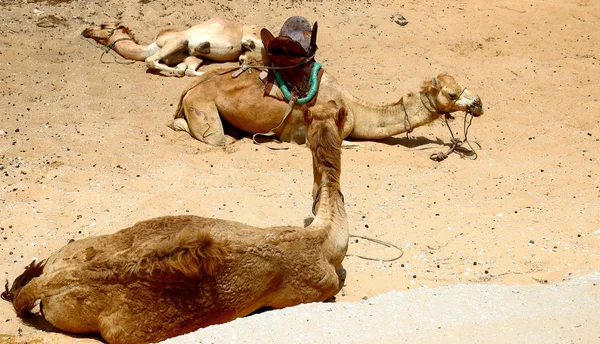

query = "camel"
[
  {"left": 81, "top": 17, "right": 268, "bottom": 77},
  {"left": 170, "top": 70, "right": 483, "bottom": 146},
  {"left": 1, "top": 101, "right": 348, "bottom": 344}
]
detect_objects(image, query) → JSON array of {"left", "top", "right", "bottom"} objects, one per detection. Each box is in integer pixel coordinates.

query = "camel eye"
[{"left": 448, "top": 92, "right": 458, "bottom": 100}]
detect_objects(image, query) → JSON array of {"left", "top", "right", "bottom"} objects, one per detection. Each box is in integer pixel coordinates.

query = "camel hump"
[{"left": 126, "top": 226, "right": 229, "bottom": 279}]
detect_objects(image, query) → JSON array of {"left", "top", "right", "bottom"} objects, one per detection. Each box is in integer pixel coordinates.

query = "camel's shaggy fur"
[
  {"left": 82, "top": 17, "right": 268, "bottom": 77},
  {"left": 170, "top": 70, "right": 483, "bottom": 146},
  {"left": 2, "top": 103, "right": 348, "bottom": 344}
]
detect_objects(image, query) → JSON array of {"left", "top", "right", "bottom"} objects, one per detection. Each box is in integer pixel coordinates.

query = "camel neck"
[
  {"left": 307, "top": 127, "right": 348, "bottom": 265},
  {"left": 344, "top": 91, "right": 442, "bottom": 139},
  {"left": 108, "top": 33, "right": 159, "bottom": 61},
  {"left": 309, "top": 179, "right": 348, "bottom": 266}
]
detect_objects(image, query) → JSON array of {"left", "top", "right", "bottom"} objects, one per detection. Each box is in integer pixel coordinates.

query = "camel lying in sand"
[
  {"left": 2, "top": 102, "right": 348, "bottom": 344},
  {"left": 171, "top": 70, "right": 483, "bottom": 146},
  {"left": 82, "top": 17, "right": 268, "bottom": 77}
]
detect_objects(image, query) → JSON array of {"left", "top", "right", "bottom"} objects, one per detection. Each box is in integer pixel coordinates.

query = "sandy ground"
[{"left": 0, "top": 0, "right": 599, "bottom": 342}]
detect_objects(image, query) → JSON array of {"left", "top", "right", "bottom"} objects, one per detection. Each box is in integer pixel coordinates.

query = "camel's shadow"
[
  {"left": 18, "top": 312, "right": 106, "bottom": 342},
  {"left": 373, "top": 135, "right": 445, "bottom": 148},
  {"left": 346, "top": 135, "right": 479, "bottom": 159},
  {"left": 343, "top": 135, "right": 445, "bottom": 149}
]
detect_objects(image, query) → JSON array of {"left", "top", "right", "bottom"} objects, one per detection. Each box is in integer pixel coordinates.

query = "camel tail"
[
  {"left": 127, "top": 227, "right": 229, "bottom": 279},
  {"left": 2, "top": 260, "right": 46, "bottom": 318}
]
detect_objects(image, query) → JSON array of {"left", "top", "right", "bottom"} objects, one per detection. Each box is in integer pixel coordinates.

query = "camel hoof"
[
  {"left": 342, "top": 140, "right": 362, "bottom": 149},
  {"left": 169, "top": 118, "right": 190, "bottom": 132},
  {"left": 185, "top": 69, "right": 206, "bottom": 77},
  {"left": 171, "top": 65, "right": 187, "bottom": 77}
]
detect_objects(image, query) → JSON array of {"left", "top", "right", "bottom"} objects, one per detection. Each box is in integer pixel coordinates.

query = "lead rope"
[
  {"left": 251, "top": 99, "right": 295, "bottom": 150},
  {"left": 347, "top": 234, "right": 404, "bottom": 262},
  {"left": 402, "top": 99, "right": 413, "bottom": 139},
  {"left": 313, "top": 186, "right": 404, "bottom": 262},
  {"left": 429, "top": 110, "right": 478, "bottom": 162}
]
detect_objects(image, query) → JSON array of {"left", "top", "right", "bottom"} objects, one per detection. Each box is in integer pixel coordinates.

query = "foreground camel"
[
  {"left": 2, "top": 102, "right": 348, "bottom": 344},
  {"left": 171, "top": 70, "right": 483, "bottom": 146},
  {"left": 81, "top": 17, "right": 268, "bottom": 77}
]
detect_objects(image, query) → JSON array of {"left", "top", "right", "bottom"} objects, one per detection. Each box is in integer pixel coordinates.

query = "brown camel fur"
[
  {"left": 2, "top": 103, "right": 348, "bottom": 344},
  {"left": 170, "top": 70, "right": 483, "bottom": 146},
  {"left": 81, "top": 17, "right": 268, "bottom": 77}
]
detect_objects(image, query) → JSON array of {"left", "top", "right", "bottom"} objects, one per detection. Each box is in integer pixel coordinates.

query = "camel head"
[
  {"left": 81, "top": 24, "right": 137, "bottom": 46},
  {"left": 304, "top": 100, "right": 345, "bottom": 211},
  {"left": 421, "top": 74, "right": 483, "bottom": 117}
]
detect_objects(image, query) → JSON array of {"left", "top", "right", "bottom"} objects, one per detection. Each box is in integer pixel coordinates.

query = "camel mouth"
[
  {"left": 81, "top": 28, "right": 94, "bottom": 38},
  {"left": 468, "top": 102, "right": 483, "bottom": 116},
  {"left": 470, "top": 107, "right": 483, "bottom": 116}
]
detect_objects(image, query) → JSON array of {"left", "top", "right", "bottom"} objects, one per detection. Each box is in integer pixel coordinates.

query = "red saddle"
[{"left": 261, "top": 16, "right": 318, "bottom": 99}]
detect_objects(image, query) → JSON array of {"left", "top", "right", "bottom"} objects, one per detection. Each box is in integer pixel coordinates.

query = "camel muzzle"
[{"left": 469, "top": 98, "right": 483, "bottom": 116}]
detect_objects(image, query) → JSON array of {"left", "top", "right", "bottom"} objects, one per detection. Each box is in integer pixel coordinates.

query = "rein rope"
[
  {"left": 79, "top": 28, "right": 135, "bottom": 65},
  {"left": 312, "top": 185, "right": 404, "bottom": 262},
  {"left": 347, "top": 234, "right": 404, "bottom": 262},
  {"left": 418, "top": 88, "right": 479, "bottom": 162}
]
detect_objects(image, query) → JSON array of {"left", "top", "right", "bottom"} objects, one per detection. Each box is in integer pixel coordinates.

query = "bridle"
[
  {"left": 80, "top": 27, "right": 135, "bottom": 65},
  {"left": 415, "top": 87, "right": 479, "bottom": 162}
]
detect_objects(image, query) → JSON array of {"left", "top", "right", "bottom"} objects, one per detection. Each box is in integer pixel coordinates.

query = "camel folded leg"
[
  {"left": 145, "top": 37, "right": 190, "bottom": 77},
  {"left": 178, "top": 100, "right": 226, "bottom": 146},
  {"left": 99, "top": 311, "right": 150, "bottom": 344}
]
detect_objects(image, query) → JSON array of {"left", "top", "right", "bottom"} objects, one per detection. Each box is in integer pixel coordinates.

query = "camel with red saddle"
[
  {"left": 170, "top": 16, "right": 483, "bottom": 146},
  {"left": 171, "top": 70, "right": 483, "bottom": 146},
  {"left": 81, "top": 17, "right": 268, "bottom": 77}
]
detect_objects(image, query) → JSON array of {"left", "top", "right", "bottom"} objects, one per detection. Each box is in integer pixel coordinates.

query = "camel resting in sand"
[
  {"left": 171, "top": 69, "right": 483, "bottom": 146},
  {"left": 82, "top": 17, "right": 268, "bottom": 77},
  {"left": 2, "top": 101, "right": 348, "bottom": 344}
]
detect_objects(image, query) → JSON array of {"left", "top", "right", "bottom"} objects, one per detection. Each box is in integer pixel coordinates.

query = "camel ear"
[
  {"left": 335, "top": 107, "right": 346, "bottom": 127},
  {"left": 325, "top": 100, "right": 345, "bottom": 126},
  {"left": 334, "top": 104, "right": 346, "bottom": 126},
  {"left": 303, "top": 108, "right": 313, "bottom": 125},
  {"left": 339, "top": 107, "right": 347, "bottom": 125},
  {"left": 432, "top": 77, "right": 440, "bottom": 89}
]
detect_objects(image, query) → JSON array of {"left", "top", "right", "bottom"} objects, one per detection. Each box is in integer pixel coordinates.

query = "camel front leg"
[
  {"left": 145, "top": 37, "right": 189, "bottom": 77},
  {"left": 183, "top": 100, "right": 226, "bottom": 146}
]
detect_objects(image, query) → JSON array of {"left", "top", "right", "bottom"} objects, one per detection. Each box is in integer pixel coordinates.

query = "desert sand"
[{"left": 1, "top": 0, "right": 599, "bottom": 343}]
